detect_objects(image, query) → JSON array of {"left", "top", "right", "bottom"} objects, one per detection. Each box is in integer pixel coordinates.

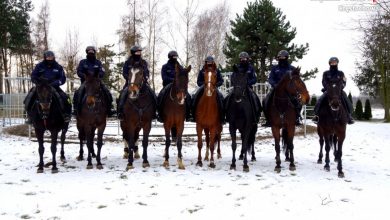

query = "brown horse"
[
  {"left": 76, "top": 72, "right": 108, "bottom": 169},
  {"left": 268, "top": 67, "right": 310, "bottom": 172},
  {"left": 317, "top": 79, "right": 347, "bottom": 178},
  {"left": 161, "top": 64, "right": 191, "bottom": 169},
  {"left": 120, "top": 65, "right": 156, "bottom": 170},
  {"left": 195, "top": 63, "right": 222, "bottom": 168}
]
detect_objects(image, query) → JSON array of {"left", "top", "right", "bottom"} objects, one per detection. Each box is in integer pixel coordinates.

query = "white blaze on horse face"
[
  {"left": 206, "top": 71, "right": 212, "bottom": 96},
  {"left": 130, "top": 68, "right": 140, "bottom": 84}
]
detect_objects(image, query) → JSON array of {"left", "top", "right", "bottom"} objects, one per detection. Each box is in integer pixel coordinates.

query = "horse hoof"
[
  {"left": 196, "top": 161, "right": 203, "bottom": 167},
  {"left": 204, "top": 157, "right": 209, "bottom": 161},
  {"left": 238, "top": 155, "right": 243, "bottom": 160},
  {"left": 44, "top": 161, "right": 53, "bottom": 168},
  {"left": 230, "top": 165, "right": 236, "bottom": 170},
  {"left": 324, "top": 166, "right": 330, "bottom": 172},
  {"left": 86, "top": 164, "right": 93, "bottom": 169},
  {"left": 178, "top": 164, "right": 185, "bottom": 170},
  {"left": 37, "top": 168, "right": 44, "bottom": 173},
  {"left": 51, "top": 168, "right": 59, "bottom": 174},
  {"left": 208, "top": 163, "right": 216, "bottom": 169},
  {"left": 76, "top": 156, "right": 83, "bottom": 161},
  {"left": 126, "top": 164, "right": 134, "bottom": 171},
  {"left": 317, "top": 159, "right": 322, "bottom": 164},
  {"left": 142, "top": 162, "right": 150, "bottom": 168},
  {"left": 243, "top": 166, "right": 249, "bottom": 172},
  {"left": 134, "top": 151, "right": 140, "bottom": 159},
  {"left": 338, "top": 172, "right": 345, "bottom": 178},
  {"left": 251, "top": 157, "right": 256, "bottom": 162},
  {"left": 289, "top": 165, "right": 296, "bottom": 171},
  {"left": 60, "top": 158, "right": 67, "bottom": 163},
  {"left": 96, "top": 164, "right": 104, "bottom": 170},
  {"left": 217, "top": 154, "right": 222, "bottom": 159},
  {"left": 163, "top": 161, "right": 169, "bottom": 168},
  {"left": 274, "top": 167, "right": 281, "bottom": 173},
  {"left": 123, "top": 153, "right": 129, "bottom": 159}
]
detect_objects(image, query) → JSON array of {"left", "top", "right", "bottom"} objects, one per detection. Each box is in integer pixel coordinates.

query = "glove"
[{"left": 321, "top": 88, "right": 326, "bottom": 93}]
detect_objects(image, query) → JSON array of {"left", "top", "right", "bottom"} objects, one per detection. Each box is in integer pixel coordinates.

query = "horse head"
[
  {"left": 84, "top": 72, "right": 102, "bottom": 109},
  {"left": 127, "top": 62, "right": 144, "bottom": 100},
  {"left": 203, "top": 63, "right": 217, "bottom": 97},
  {"left": 173, "top": 64, "right": 190, "bottom": 105},
  {"left": 35, "top": 77, "right": 53, "bottom": 118},
  {"left": 279, "top": 67, "right": 310, "bottom": 105},
  {"left": 326, "top": 78, "right": 343, "bottom": 112},
  {"left": 232, "top": 65, "right": 248, "bottom": 103}
]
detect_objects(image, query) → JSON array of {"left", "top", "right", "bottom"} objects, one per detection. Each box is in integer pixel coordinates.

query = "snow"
[{"left": 0, "top": 110, "right": 389, "bottom": 219}]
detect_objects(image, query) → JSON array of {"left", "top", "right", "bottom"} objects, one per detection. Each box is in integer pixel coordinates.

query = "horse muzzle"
[
  {"left": 329, "top": 100, "right": 340, "bottom": 111},
  {"left": 176, "top": 92, "right": 185, "bottom": 105},
  {"left": 86, "top": 96, "right": 96, "bottom": 109}
]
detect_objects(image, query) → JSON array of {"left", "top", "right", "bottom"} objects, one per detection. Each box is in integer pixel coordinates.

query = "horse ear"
[{"left": 295, "top": 66, "right": 301, "bottom": 75}]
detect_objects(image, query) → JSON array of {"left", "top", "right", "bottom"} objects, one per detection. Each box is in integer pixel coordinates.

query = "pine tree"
[
  {"left": 363, "top": 99, "right": 373, "bottom": 120},
  {"left": 96, "top": 44, "right": 117, "bottom": 90},
  {"left": 310, "top": 95, "right": 317, "bottom": 106},
  {"left": 355, "top": 99, "right": 364, "bottom": 120},
  {"left": 348, "top": 92, "right": 353, "bottom": 107},
  {"left": 223, "top": 0, "right": 316, "bottom": 83}
]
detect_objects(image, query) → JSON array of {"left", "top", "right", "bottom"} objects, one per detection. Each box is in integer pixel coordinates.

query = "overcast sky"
[{"left": 30, "top": 0, "right": 381, "bottom": 96}]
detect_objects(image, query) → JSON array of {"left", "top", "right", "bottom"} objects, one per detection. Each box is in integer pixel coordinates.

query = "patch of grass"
[
  {"left": 20, "top": 214, "right": 32, "bottom": 219},
  {"left": 3, "top": 124, "right": 30, "bottom": 137},
  {"left": 24, "top": 192, "right": 36, "bottom": 196},
  {"left": 21, "top": 179, "right": 30, "bottom": 183},
  {"left": 136, "top": 202, "right": 147, "bottom": 206},
  {"left": 97, "top": 205, "right": 107, "bottom": 209}
]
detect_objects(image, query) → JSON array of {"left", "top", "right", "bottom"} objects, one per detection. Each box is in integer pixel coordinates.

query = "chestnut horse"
[
  {"left": 317, "top": 79, "right": 347, "bottom": 178},
  {"left": 268, "top": 67, "right": 310, "bottom": 172},
  {"left": 195, "top": 63, "right": 222, "bottom": 168},
  {"left": 76, "top": 72, "right": 108, "bottom": 169},
  {"left": 120, "top": 65, "right": 156, "bottom": 170},
  {"left": 160, "top": 64, "right": 191, "bottom": 169}
]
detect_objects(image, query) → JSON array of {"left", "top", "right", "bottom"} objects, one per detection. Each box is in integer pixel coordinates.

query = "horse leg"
[
  {"left": 251, "top": 144, "right": 256, "bottom": 162},
  {"left": 123, "top": 140, "right": 129, "bottom": 159},
  {"left": 77, "top": 129, "right": 85, "bottom": 161},
  {"left": 36, "top": 129, "right": 45, "bottom": 173},
  {"left": 282, "top": 128, "right": 290, "bottom": 162},
  {"left": 242, "top": 132, "right": 250, "bottom": 172},
  {"left": 324, "top": 135, "right": 331, "bottom": 172},
  {"left": 333, "top": 135, "right": 338, "bottom": 162},
  {"left": 318, "top": 132, "right": 324, "bottom": 164},
  {"left": 50, "top": 131, "right": 59, "bottom": 173},
  {"left": 176, "top": 125, "right": 185, "bottom": 170},
  {"left": 196, "top": 124, "right": 203, "bottom": 167},
  {"left": 217, "top": 131, "right": 222, "bottom": 159},
  {"left": 60, "top": 125, "right": 68, "bottom": 163},
  {"left": 271, "top": 127, "right": 282, "bottom": 173},
  {"left": 96, "top": 127, "right": 104, "bottom": 169},
  {"left": 337, "top": 132, "right": 346, "bottom": 178},
  {"left": 86, "top": 129, "right": 94, "bottom": 169},
  {"left": 229, "top": 127, "right": 237, "bottom": 170},
  {"left": 163, "top": 126, "right": 171, "bottom": 168},
  {"left": 134, "top": 131, "right": 140, "bottom": 159},
  {"left": 208, "top": 129, "right": 216, "bottom": 168},
  {"left": 287, "top": 127, "right": 296, "bottom": 171},
  {"left": 142, "top": 124, "right": 151, "bottom": 168},
  {"left": 204, "top": 128, "right": 210, "bottom": 161}
]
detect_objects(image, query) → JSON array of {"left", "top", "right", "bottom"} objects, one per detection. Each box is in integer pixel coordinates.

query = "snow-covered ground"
[{"left": 0, "top": 110, "right": 389, "bottom": 219}]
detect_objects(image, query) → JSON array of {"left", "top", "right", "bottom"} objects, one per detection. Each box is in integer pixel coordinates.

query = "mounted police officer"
[
  {"left": 24, "top": 51, "right": 71, "bottom": 123},
  {"left": 191, "top": 56, "right": 225, "bottom": 123},
  {"left": 312, "top": 57, "right": 355, "bottom": 124},
  {"left": 73, "top": 46, "right": 114, "bottom": 116},
  {"left": 157, "top": 50, "right": 192, "bottom": 122},
  {"left": 262, "top": 50, "right": 302, "bottom": 127},
  {"left": 225, "top": 52, "right": 261, "bottom": 122},
  {"left": 117, "top": 45, "right": 157, "bottom": 120}
]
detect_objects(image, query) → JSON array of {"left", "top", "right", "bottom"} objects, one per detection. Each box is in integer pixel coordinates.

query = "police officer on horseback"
[
  {"left": 225, "top": 52, "right": 261, "bottom": 122},
  {"left": 73, "top": 46, "right": 115, "bottom": 117},
  {"left": 262, "top": 50, "right": 302, "bottom": 127},
  {"left": 25, "top": 51, "right": 71, "bottom": 123},
  {"left": 157, "top": 50, "right": 192, "bottom": 122},
  {"left": 117, "top": 45, "right": 157, "bottom": 120},
  {"left": 312, "top": 57, "right": 355, "bottom": 124},
  {"left": 191, "top": 56, "right": 225, "bottom": 123}
]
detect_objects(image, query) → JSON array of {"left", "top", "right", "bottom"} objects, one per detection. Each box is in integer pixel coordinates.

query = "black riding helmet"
[
  {"left": 85, "top": 46, "right": 96, "bottom": 54},
  {"left": 130, "top": 45, "right": 142, "bottom": 55},
  {"left": 43, "top": 50, "right": 55, "bottom": 59},
  {"left": 205, "top": 56, "right": 214, "bottom": 63},
  {"left": 277, "top": 50, "right": 289, "bottom": 59},
  {"left": 168, "top": 50, "right": 178, "bottom": 59},
  {"left": 329, "top": 57, "right": 339, "bottom": 65},
  {"left": 239, "top": 52, "right": 250, "bottom": 59}
]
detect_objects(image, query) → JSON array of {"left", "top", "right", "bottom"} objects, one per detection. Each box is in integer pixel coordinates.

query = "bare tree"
[
  {"left": 31, "top": 0, "right": 50, "bottom": 59},
  {"left": 117, "top": 0, "right": 142, "bottom": 55},
  {"left": 60, "top": 29, "right": 81, "bottom": 93},
  {"left": 190, "top": 1, "right": 230, "bottom": 74}
]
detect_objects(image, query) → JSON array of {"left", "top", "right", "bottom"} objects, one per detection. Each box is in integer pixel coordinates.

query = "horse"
[
  {"left": 120, "top": 64, "right": 156, "bottom": 170},
  {"left": 28, "top": 78, "right": 69, "bottom": 173},
  {"left": 76, "top": 72, "right": 108, "bottom": 169},
  {"left": 268, "top": 67, "right": 310, "bottom": 172},
  {"left": 225, "top": 65, "right": 258, "bottom": 172},
  {"left": 316, "top": 79, "right": 348, "bottom": 178},
  {"left": 160, "top": 64, "right": 191, "bottom": 169},
  {"left": 194, "top": 63, "right": 223, "bottom": 168}
]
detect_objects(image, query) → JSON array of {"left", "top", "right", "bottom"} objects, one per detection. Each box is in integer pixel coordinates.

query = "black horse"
[
  {"left": 317, "top": 79, "right": 348, "bottom": 178},
  {"left": 225, "top": 66, "right": 258, "bottom": 172},
  {"left": 27, "top": 78, "right": 69, "bottom": 173},
  {"left": 76, "top": 72, "right": 108, "bottom": 169},
  {"left": 120, "top": 65, "right": 157, "bottom": 170}
]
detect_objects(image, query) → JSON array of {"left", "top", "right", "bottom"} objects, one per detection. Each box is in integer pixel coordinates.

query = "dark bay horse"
[
  {"left": 28, "top": 79, "right": 69, "bottom": 173},
  {"left": 225, "top": 65, "right": 258, "bottom": 172},
  {"left": 317, "top": 79, "right": 347, "bottom": 178},
  {"left": 195, "top": 63, "right": 222, "bottom": 168},
  {"left": 160, "top": 64, "right": 191, "bottom": 169},
  {"left": 120, "top": 65, "right": 156, "bottom": 170},
  {"left": 76, "top": 72, "right": 108, "bottom": 169},
  {"left": 268, "top": 67, "right": 310, "bottom": 172}
]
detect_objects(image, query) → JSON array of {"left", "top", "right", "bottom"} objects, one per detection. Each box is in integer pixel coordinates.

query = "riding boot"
[
  {"left": 145, "top": 84, "right": 157, "bottom": 119},
  {"left": 342, "top": 91, "right": 355, "bottom": 125},
  {"left": 72, "top": 89, "right": 79, "bottom": 116},
  {"left": 64, "top": 95, "right": 72, "bottom": 123},
  {"left": 261, "top": 91, "right": 272, "bottom": 127},
  {"left": 348, "top": 114, "right": 355, "bottom": 124},
  {"left": 185, "top": 92, "right": 193, "bottom": 122},
  {"left": 191, "top": 86, "right": 204, "bottom": 122},
  {"left": 157, "top": 85, "right": 171, "bottom": 122},
  {"left": 117, "top": 89, "right": 128, "bottom": 121},
  {"left": 217, "top": 90, "right": 225, "bottom": 124},
  {"left": 101, "top": 84, "right": 115, "bottom": 117},
  {"left": 24, "top": 88, "right": 36, "bottom": 124}
]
